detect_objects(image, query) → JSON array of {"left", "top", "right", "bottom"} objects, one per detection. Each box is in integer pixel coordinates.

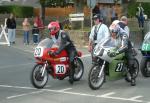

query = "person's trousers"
[
  {"left": 8, "top": 29, "right": 16, "bottom": 43},
  {"left": 23, "top": 31, "right": 29, "bottom": 44},
  {"left": 138, "top": 16, "right": 144, "bottom": 28},
  {"left": 33, "top": 34, "right": 39, "bottom": 43}
]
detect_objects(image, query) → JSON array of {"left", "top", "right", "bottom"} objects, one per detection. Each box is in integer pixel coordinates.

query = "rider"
[
  {"left": 108, "top": 20, "right": 137, "bottom": 86},
  {"left": 48, "top": 21, "right": 77, "bottom": 84}
]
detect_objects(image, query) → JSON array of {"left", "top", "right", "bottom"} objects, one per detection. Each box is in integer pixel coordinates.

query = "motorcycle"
[
  {"left": 140, "top": 32, "right": 150, "bottom": 77},
  {"left": 31, "top": 38, "right": 84, "bottom": 89},
  {"left": 88, "top": 42, "right": 139, "bottom": 90}
]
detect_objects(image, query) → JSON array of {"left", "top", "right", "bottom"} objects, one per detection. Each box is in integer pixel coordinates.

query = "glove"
[{"left": 108, "top": 52, "right": 116, "bottom": 57}]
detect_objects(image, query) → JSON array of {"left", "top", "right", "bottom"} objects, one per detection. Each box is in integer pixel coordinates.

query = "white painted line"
[
  {"left": 97, "top": 92, "right": 115, "bottom": 97},
  {"left": 99, "top": 95, "right": 143, "bottom": 102},
  {"left": 7, "top": 90, "right": 43, "bottom": 99},
  {"left": 1, "top": 84, "right": 149, "bottom": 103},
  {"left": 129, "top": 96, "right": 143, "bottom": 100},
  {"left": 0, "top": 85, "right": 36, "bottom": 90},
  {"left": 58, "top": 88, "right": 72, "bottom": 92},
  {"left": 60, "top": 91, "right": 95, "bottom": 97},
  {"left": 0, "top": 63, "right": 33, "bottom": 69}
]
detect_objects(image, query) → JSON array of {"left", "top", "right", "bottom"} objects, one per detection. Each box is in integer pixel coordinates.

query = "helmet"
[
  {"left": 48, "top": 22, "right": 60, "bottom": 36},
  {"left": 109, "top": 20, "right": 120, "bottom": 37},
  {"left": 92, "top": 14, "right": 103, "bottom": 22},
  {"left": 109, "top": 20, "right": 120, "bottom": 33}
]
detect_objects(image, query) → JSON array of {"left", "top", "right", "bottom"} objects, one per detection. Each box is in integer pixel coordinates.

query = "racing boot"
[
  {"left": 131, "top": 78, "right": 136, "bottom": 86},
  {"left": 68, "top": 64, "right": 74, "bottom": 84},
  {"left": 131, "top": 73, "right": 136, "bottom": 86}
]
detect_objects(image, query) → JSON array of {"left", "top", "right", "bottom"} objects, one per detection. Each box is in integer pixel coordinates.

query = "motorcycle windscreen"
[{"left": 37, "top": 38, "right": 54, "bottom": 48}]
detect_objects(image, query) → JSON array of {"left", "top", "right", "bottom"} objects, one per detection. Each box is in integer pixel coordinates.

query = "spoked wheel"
[
  {"left": 30, "top": 64, "right": 48, "bottom": 89},
  {"left": 73, "top": 58, "right": 84, "bottom": 81},
  {"left": 140, "top": 58, "right": 150, "bottom": 77},
  {"left": 88, "top": 65, "right": 105, "bottom": 90}
]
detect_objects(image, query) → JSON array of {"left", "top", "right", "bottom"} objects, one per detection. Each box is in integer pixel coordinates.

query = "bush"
[{"left": 0, "top": 5, "right": 33, "bottom": 18}]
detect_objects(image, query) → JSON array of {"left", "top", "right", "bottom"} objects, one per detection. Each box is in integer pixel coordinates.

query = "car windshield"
[
  {"left": 144, "top": 32, "right": 150, "bottom": 43},
  {"left": 37, "top": 38, "right": 54, "bottom": 48}
]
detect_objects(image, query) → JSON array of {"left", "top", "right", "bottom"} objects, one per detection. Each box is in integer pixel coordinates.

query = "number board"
[
  {"left": 115, "top": 62, "right": 124, "bottom": 72},
  {"left": 55, "top": 64, "right": 66, "bottom": 74},
  {"left": 34, "top": 46, "right": 44, "bottom": 57}
]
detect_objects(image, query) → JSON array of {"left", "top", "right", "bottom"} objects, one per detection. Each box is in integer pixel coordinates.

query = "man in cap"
[{"left": 88, "top": 14, "right": 110, "bottom": 62}]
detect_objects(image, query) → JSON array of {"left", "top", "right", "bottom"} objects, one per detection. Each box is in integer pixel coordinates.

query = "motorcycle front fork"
[
  {"left": 41, "top": 61, "right": 48, "bottom": 77},
  {"left": 98, "top": 61, "right": 106, "bottom": 77}
]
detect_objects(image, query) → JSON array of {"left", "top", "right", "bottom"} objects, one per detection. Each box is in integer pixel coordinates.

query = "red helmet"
[{"left": 48, "top": 22, "right": 60, "bottom": 36}]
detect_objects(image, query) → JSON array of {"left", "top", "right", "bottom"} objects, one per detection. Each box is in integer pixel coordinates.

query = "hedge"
[{"left": 0, "top": 5, "right": 33, "bottom": 18}]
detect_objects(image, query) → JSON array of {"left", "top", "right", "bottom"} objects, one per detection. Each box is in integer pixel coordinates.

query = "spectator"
[
  {"left": 92, "top": 4, "right": 100, "bottom": 16},
  {"left": 88, "top": 14, "right": 110, "bottom": 62},
  {"left": 119, "top": 16, "right": 130, "bottom": 37},
  {"left": 6, "top": 13, "right": 16, "bottom": 45},
  {"left": 32, "top": 22, "right": 39, "bottom": 44},
  {"left": 22, "top": 18, "right": 30, "bottom": 45},
  {"left": 110, "top": 6, "right": 117, "bottom": 22},
  {"left": 136, "top": 3, "right": 145, "bottom": 29},
  {"left": 101, "top": 5, "right": 109, "bottom": 25},
  {"left": 34, "top": 16, "right": 45, "bottom": 41}
]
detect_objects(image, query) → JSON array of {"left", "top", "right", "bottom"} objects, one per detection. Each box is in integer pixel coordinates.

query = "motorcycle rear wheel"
[
  {"left": 88, "top": 65, "right": 105, "bottom": 90},
  {"left": 30, "top": 64, "right": 48, "bottom": 89},
  {"left": 73, "top": 58, "right": 84, "bottom": 81},
  {"left": 140, "top": 58, "right": 150, "bottom": 77}
]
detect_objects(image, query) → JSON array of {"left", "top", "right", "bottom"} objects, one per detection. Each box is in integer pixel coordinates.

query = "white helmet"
[{"left": 109, "top": 20, "right": 120, "bottom": 34}]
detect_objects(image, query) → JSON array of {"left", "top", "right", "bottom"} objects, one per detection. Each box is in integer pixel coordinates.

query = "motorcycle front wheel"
[
  {"left": 88, "top": 65, "right": 105, "bottom": 90},
  {"left": 73, "top": 58, "right": 84, "bottom": 81},
  {"left": 30, "top": 64, "right": 48, "bottom": 89},
  {"left": 140, "top": 58, "right": 150, "bottom": 77}
]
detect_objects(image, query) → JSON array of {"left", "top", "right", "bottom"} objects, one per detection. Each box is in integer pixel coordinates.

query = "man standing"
[
  {"left": 136, "top": 3, "right": 144, "bottom": 29},
  {"left": 118, "top": 16, "right": 130, "bottom": 37},
  {"left": 88, "top": 14, "right": 110, "bottom": 62}
]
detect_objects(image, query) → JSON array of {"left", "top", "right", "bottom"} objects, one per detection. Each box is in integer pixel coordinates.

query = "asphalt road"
[{"left": 0, "top": 45, "right": 150, "bottom": 103}]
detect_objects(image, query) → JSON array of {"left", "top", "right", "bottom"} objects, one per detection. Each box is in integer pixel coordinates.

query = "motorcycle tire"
[
  {"left": 73, "top": 58, "right": 84, "bottom": 81},
  {"left": 88, "top": 65, "right": 105, "bottom": 90},
  {"left": 140, "top": 58, "right": 150, "bottom": 77},
  {"left": 30, "top": 64, "right": 48, "bottom": 89}
]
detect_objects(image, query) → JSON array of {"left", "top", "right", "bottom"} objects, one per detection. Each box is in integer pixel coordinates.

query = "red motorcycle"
[{"left": 31, "top": 38, "right": 84, "bottom": 89}]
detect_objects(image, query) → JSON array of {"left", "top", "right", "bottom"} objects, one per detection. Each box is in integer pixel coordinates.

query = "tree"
[{"left": 39, "top": 0, "right": 46, "bottom": 24}]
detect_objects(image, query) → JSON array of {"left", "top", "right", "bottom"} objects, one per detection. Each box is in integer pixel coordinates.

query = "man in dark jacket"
[{"left": 48, "top": 21, "right": 77, "bottom": 84}]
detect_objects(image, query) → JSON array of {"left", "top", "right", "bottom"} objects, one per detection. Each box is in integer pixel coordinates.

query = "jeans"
[
  {"left": 23, "top": 31, "right": 29, "bottom": 44},
  {"left": 33, "top": 34, "right": 39, "bottom": 43},
  {"left": 8, "top": 29, "right": 16, "bottom": 43},
  {"left": 138, "top": 16, "right": 144, "bottom": 28}
]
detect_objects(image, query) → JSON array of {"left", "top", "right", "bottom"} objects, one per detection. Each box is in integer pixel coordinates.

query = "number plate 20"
[
  {"left": 55, "top": 64, "right": 66, "bottom": 74},
  {"left": 34, "top": 46, "right": 44, "bottom": 57}
]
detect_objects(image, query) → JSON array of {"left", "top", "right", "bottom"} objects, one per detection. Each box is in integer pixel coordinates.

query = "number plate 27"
[{"left": 55, "top": 64, "right": 66, "bottom": 74}]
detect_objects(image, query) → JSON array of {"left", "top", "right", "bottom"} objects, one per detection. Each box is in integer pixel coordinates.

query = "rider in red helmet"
[{"left": 48, "top": 21, "right": 77, "bottom": 84}]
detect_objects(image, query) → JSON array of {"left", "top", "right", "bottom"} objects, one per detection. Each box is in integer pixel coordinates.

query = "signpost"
[{"left": 87, "top": 0, "right": 97, "bottom": 29}]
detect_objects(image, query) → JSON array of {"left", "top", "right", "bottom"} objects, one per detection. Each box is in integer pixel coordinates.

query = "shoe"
[{"left": 68, "top": 78, "right": 74, "bottom": 84}]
